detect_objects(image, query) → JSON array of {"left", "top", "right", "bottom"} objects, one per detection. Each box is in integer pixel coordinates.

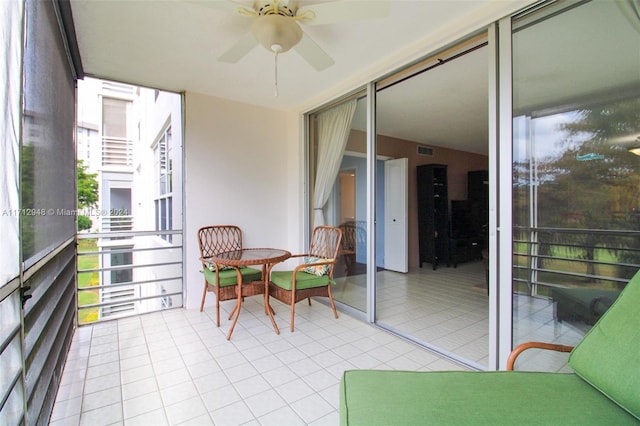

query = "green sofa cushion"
[
  {"left": 270, "top": 270, "right": 331, "bottom": 290},
  {"left": 569, "top": 270, "right": 640, "bottom": 420},
  {"left": 202, "top": 267, "right": 262, "bottom": 287},
  {"left": 340, "top": 370, "right": 639, "bottom": 426},
  {"left": 551, "top": 286, "right": 619, "bottom": 325}
]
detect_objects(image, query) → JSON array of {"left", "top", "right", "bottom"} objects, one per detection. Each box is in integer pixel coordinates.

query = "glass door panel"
[
  {"left": 374, "top": 41, "right": 490, "bottom": 369},
  {"left": 512, "top": 0, "right": 640, "bottom": 370},
  {"left": 309, "top": 94, "right": 368, "bottom": 313}
]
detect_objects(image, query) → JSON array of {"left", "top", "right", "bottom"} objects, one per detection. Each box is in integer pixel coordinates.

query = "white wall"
[
  {"left": 134, "top": 89, "right": 184, "bottom": 234},
  {"left": 183, "top": 92, "right": 301, "bottom": 309}
]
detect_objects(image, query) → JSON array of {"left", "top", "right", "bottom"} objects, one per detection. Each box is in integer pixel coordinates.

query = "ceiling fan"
[{"left": 196, "top": 0, "right": 390, "bottom": 71}]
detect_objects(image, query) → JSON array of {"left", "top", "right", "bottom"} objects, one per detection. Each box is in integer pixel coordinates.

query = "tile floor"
[
  {"left": 51, "top": 259, "right": 588, "bottom": 425},
  {"left": 333, "top": 260, "right": 584, "bottom": 370},
  {"left": 50, "top": 296, "right": 467, "bottom": 426}
]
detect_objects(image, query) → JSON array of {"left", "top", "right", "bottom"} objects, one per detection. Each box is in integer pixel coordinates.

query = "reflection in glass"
[
  {"left": 512, "top": 0, "right": 640, "bottom": 369},
  {"left": 373, "top": 41, "right": 490, "bottom": 369},
  {"left": 309, "top": 96, "right": 368, "bottom": 313}
]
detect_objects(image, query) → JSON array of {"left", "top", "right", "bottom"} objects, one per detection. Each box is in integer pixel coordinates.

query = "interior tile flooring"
[
  {"left": 50, "top": 295, "right": 466, "bottom": 426},
  {"left": 51, "top": 259, "right": 585, "bottom": 425},
  {"left": 333, "top": 260, "right": 584, "bottom": 371}
]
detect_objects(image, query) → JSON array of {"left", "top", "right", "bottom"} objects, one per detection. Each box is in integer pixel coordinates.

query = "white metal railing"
[
  {"left": 101, "top": 136, "right": 133, "bottom": 166},
  {"left": 77, "top": 230, "right": 183, "bottom": 325},
  {"left": 513, "top": 226, "right": 640, "bottom": 295},
  {"left": 101, "top": 215, "right": 133, "bottom": 232},
  {"left": 101, "top": 81, "right": 135, "bottom": 97}
]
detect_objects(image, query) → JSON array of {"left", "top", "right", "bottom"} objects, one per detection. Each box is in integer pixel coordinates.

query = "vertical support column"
[
  {"left": 366, "top": 82, "right": 377, "bottom": 324},
  {"left": 497, "top": 16, "right": 515, "bottom": 370},
  {"left": 487, "top": 22, "right": 499, "bottom": 371}
]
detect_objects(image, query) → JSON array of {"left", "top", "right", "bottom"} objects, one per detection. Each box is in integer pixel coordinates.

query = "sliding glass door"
[
  {"left": 373, "top": 38, "right": 491, "bottom": 369},
  {"left": 511, "top": 0, "right": 640, "bottom": 369},
  {"left": 308, "top": 93, "right": 369, "bottom": 315},
  {"left": 306, "top": 0, "right": 640, "bottom": 372}
]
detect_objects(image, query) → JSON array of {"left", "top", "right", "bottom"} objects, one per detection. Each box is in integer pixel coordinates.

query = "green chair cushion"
[
  {"left": 340, "top": 370, "right": 639, "bottom": 426},
  {"left": 569, "top": 270, "right": 640, "bottom": 420},
  {"left": 202, "top": 267, "right": 262, "bottom": 287},
  {"left": 270, "top": 270, "right": 331, "bottom": 291}
]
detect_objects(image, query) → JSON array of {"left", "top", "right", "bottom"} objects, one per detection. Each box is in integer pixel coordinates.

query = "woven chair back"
[
  {"left": 339, "top": 221, "right": 365, "bottom": 252},
  {"left": 198, "top": 225, "right": 243, "bottom": 258},
  {"left": 309, "top": 226, "right": 343, "bottom": 261}
]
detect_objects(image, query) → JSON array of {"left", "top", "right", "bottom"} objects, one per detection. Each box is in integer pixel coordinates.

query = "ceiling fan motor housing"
[
  {"left": 251, "top": 14, "right": 303, "bottom": 53},
  {"left": 254, "top": 0, "right": 298, "bottom": 17}
]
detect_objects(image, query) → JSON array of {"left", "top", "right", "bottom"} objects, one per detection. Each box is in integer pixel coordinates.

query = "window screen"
[{"left": 21, "top": 0, "right": 79, "bottom": 424}]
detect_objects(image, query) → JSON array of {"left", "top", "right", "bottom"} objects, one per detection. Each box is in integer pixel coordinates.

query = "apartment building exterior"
[{"left": 76, "top": 78, "right": 183, "bottom": 322}]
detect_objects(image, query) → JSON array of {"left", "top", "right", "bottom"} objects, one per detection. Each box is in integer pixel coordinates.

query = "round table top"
[{"left": 204, "top": 248, "right": 291, "bottom": 267}]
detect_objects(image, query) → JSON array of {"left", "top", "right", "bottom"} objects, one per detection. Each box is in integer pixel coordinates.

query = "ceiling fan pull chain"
[{"left": 274, "top": 50, "right": 279, "bottom": 97}]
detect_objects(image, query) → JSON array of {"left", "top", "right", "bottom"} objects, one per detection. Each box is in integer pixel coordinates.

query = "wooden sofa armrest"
[{"left": 506, "top": 342, "right": 574, "bottom": 371}]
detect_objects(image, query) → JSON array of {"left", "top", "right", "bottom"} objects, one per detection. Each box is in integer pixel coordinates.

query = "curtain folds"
[
  {"left": 312, "top": 99, "right": 357, "bottom": 227},
  {"left": 617, "top": 0, "right": 640, "bottom": 32},
  {"left": 0, "top": 0, "right": 23, "bottom": 287}
]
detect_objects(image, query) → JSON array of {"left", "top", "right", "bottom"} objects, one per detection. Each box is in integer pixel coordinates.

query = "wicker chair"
[
  {"left": 197, "top": 225, "right": 262, "bottom": 328},
  {"left": 339, "top": 221, "right": 366, "bottom": 276},
  {"left": 269, "top": 226, "right": 343, "bottom": 332}
]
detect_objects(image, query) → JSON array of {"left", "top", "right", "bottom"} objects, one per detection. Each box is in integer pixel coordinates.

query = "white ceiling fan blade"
[
  {"left": 184, "top": 0, "right": 253, "bottom": 15},
  {"left": 298, "top": 0, "right": 390, "bottom": 26},
  {"left": 294, "top": 33, "right": 334, "bottom": 71},
  {"left": 219, "top": 33, "right": 258, "bottom": 63}
]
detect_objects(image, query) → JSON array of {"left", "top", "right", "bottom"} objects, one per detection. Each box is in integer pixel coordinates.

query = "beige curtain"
[
  {"left": 618, "top": 0, "right": 640, "bottom": 31},
  {"left": 312, "top": 100, "right": 357, "bottom": 227}
]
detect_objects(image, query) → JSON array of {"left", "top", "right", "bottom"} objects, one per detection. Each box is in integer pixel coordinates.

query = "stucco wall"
[{"left": 183, "top": 92, "right": 300, "bottom": 309}]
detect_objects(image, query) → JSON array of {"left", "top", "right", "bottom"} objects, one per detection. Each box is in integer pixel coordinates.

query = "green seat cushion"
[
  {"left": 340, "top": 370, "right": 639, "bottom": 426},
  {"left": 202, "top": 267, "right": 262, "bottom": 287},
  {"left": 270, "top": 270, "right": 331, "bottom": 290},
  {"left": 569, "top": 270, "right": 640, "bottom": 420}
]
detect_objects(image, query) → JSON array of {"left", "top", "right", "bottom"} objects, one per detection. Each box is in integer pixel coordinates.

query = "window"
[
  {"left": 110, "top": 249, "right": 133, "bottom": 284},
  {"left": 102, "top": 97, "right": 133, "bottom": 166},
  {"left": 154, "top": 126, "right": 173, "bottom": 241},
  {"left": 102, "top": 97, "right": 128, "bottom": 138}
]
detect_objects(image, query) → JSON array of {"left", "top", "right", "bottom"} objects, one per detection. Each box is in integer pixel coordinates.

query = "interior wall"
[
  {"left": 346, "top": 129, "right": 488, "bottom": 268},
  {"left": 183, "top": 92, "right": 298, "bottom": 309}
]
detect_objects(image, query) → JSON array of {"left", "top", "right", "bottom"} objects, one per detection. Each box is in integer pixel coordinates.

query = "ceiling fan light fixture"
[{"left": 251, "top": 14, "right": 302, "bottom": 53}]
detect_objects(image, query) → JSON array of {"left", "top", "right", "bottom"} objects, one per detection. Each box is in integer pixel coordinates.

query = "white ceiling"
[
  {"left": 351, "top": 44, "right": 489, "bottom": 154},
  {"left": 68, "top": 0, "right": 640, "bottom": 156},
  {"left": 69, "top": 0, "right": 525, "bottom": 109}
]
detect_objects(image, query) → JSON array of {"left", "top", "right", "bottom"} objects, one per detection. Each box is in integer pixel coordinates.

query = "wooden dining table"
[{"left": 204, "top": 248, "right": 291, "bottom": 339}]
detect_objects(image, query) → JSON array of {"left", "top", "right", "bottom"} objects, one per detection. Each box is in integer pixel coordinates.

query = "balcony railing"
[
  {"left": 101, "top": 215, "right": 133, "bottom": 232},
  {"left": 77, "top": 230, "right": 183, "bottom": 325},
  {"left": 513, "top": 226, "right": 640, "bottom": 296},
  {"left": 101, "top": 136, "right": 133, "bottom": 166},
  {"left": 101, "top": 80, "right": 135, "bottom": 97}
]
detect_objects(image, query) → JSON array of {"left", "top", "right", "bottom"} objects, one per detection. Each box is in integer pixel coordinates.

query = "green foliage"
[
  {"left": 77, "top": 238, "right": 99, "bottom": 324},
  {"left": 77, "top": 160, "right": 98, "bottom": 209},
  {"left": 77, "top": 214, "right": 92, "bottom": 231},
  {"left": 541, "top": 99, "right": 640, "bottom": 229},
  {"left": 515, "top": 98, "right": 640, "bottom": 280}
]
